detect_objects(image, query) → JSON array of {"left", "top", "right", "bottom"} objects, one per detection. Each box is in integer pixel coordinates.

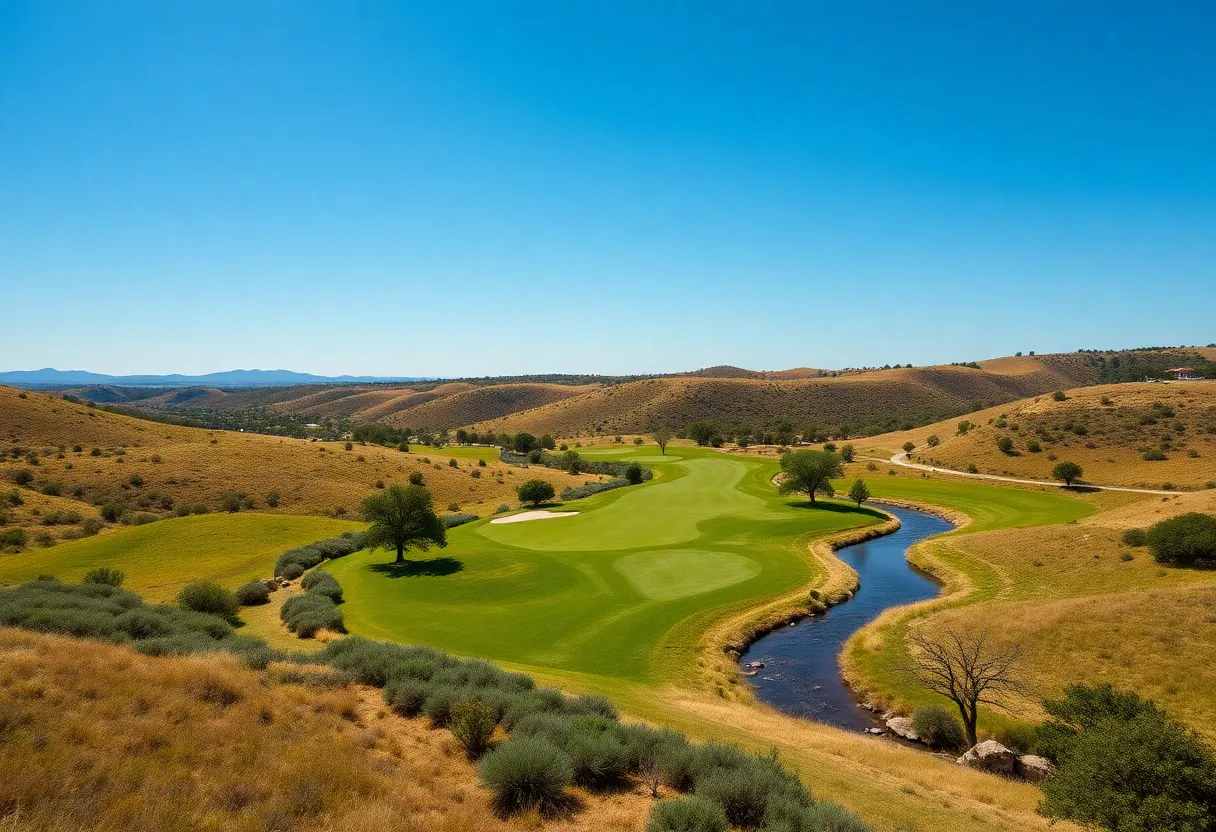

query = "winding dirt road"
[{"left": 876, "top": 452, "right": 1177, "bottom": 496}]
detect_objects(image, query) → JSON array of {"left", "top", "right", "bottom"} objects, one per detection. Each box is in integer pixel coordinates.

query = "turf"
[
  {"left": 324, "top": 446, "right": 880, "bottom": 683},
  {"left": 0, "top": 512, "right": 362, "bottom": 601}
]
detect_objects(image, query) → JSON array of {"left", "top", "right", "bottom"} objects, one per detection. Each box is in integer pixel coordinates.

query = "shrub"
[
  {"left": 1142, "top": 448, "right": 1167, "bottom": 461},
  {"left": 646, "top": 796, "right": 728, "bottom": 832},
  {"left": 1122, "top": 528, "right": 1147, "bottom": 547},
  {"left": 1146, "top": 512, "right": 1216, "bottom": 567},
  {"left": 280, "top": 562, "right": 305, "bottom": 581},
  {"left": 41, "top": 510, "right": 83, "bottom": 526},
  {"left": 695, "top": 764, "right": 789, "bottom": 828},
  {"left": 383, "top": 677, "right": 431, "bottom": 717},
  {"left": 995, "top": 436, "right": 1014, "bottom": 454},
  {"left": 408, "top": 471, "right": 424, "bottom": 485},
  {"left": 82, "top": 567, "right": 125, "bottom": 587},
  {"left": 266, "top": 490, "right": 281, "bottom": 507},
  {"left": 625, "top": 462, "right": 644, "bottom": 484},
  {"left": 478, "top": 737, "right": 572, "bottom": 813},
  {"left": 234, "top": 580, "right": 271, "bottom": 606},
  {"left": 494, "top": 503, "right": 511, "bottom": 514},
  {"left": 0, "top": 528, "right": 27, "bottom": 548},
  {"left": 280, "top": 592, "right": 344, "bottom": 637},
  {"left": 1052, "top": 390, "right": 1068, "bottom": 401},
  {"left": 441, "top": 512, "right": 479, "bottom": 528},
  {"left": 448, "top": 457, "right": 459, "bottom": 468},
  {"left": 12, "top": 469, "right": 34, "bottom": 486},
  {"left": 178, "top": 582, "right": 240, "bottom": 624},
  {"left": 300, "top": 571, "right": 343, "bottom": 603},
  {"left": 451, "top": 699, "right": 498, "bottom": 758},
  {"left": 912, "top": 706, "right": 965, "bottom": 749},
  {"left": 518, "top": 479, "right": 556, "bottom": 506},
  {"left": 1026, "top": 439, "right": 1041, "bottom": 453}
]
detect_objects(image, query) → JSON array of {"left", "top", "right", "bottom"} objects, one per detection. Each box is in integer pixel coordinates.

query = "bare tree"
[{"left": 904, "top": 627, "right": 1026, "bottom": 747}]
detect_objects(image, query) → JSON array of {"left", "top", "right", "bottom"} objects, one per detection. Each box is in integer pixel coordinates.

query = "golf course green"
[{"left": 323, "top": 446, "right": 1091, "bottom": 684}]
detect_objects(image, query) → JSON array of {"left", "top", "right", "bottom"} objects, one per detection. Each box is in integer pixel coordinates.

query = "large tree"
[
  {"left": 1038, "top": 684, "right": 1216, "bottom": 832},
  {"left": 1051, "top": 461, "right": 1084, "bottom": 486},
  {"left": 651, "top": 428, "right": 672, "bottom": 455},
  {"left": 904, "top": 627, "right": 1025, "bottom": 747},
  {"left": 361, "top": 484, "right": 447, "bottom": 565},
  {"left": 517, "top": 479, "right": 556, "bottom": 506},
  {"left": 685, "top": 421, "right": 717, "bottom": 447},
  {"left": 778, "top": 450, "right": 844, "bottom": 504}
]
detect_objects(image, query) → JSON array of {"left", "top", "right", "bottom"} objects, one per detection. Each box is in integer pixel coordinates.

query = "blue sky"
[{"left": 1, "top": 1, "right": 1213, "bottom": 377}]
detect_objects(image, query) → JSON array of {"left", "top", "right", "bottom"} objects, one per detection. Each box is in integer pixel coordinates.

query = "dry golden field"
[
  {"left": 476, "top": 358, "right": 1098, "bottom": 438},
  {"left": 0, "top": 627, "right": 668, "bottom": 832},
  {"left": 860, "top": 380, "right": 1216, "bottom": 490},
  {"left": 0, "top": 386, "right": 598, "bottom": 534}
]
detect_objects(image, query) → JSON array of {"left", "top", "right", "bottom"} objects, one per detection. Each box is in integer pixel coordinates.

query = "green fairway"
[
  {"left": 0, "top": 513, "right": 362, "bottom": 601},
  {"left": 324, "top": 446, "right": 881, "bottom": 683},
  {"left": 855, "top": 475, "right": 1093, "bottom": 532}
]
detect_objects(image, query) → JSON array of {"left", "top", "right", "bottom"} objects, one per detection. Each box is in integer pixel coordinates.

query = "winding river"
[{"left": 740, "top": 505, "right": 953, "bottom": 731}]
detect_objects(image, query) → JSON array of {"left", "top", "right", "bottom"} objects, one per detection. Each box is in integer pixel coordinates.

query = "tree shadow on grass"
[
  {"left": 785, "top": 500, "right": 888, "bottom": 521},
  {"left": 1064, "top": 484, "right": 1100, "bottom": 494},
  {"left": 367, "top": 557, "right": 464, "bottom": 578}
]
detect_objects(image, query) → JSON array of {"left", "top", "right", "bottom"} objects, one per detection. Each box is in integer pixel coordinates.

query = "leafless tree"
[{"left": 904, "top": 627, "right": 1027, "bottom": 747}]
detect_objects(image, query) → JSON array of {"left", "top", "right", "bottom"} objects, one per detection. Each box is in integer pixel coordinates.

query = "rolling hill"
[
  {"left": 472, "top": 356, "right": 1101, "bottom": 437},
  {"left": 0, "top": 386, "right": 598, "bottom": 542},
  {"left": 859, "top": 379, "right": 1216, "bottom": 490}
]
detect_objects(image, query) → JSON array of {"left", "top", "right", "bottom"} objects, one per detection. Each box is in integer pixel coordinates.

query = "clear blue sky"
[{"left": 2, "top": 1, "right": 1213, "bottom": 377}]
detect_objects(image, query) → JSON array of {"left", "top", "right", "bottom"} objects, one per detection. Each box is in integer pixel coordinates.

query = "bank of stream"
[{"left": 740, "top": 505, "right": 954, "bottom": 731}]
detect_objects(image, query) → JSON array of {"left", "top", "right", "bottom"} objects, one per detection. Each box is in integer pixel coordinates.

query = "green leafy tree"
[
  {"left": 539, "top": 434, "right": 556, "bottom": 450},
  {"left": 778, "top": 450, "right": 844, "bottom": 504},
  {"left": 624, "top": 462, "right": 644, "bottom": 484},
  {"left": 926, "top": 434, "right": 941, "bottom": 447},
  {"left": 839, "top": 443, "right": 855, "bottom": 463},
  {"left": 902, "top": 441, "right": 915, "bottom": 456},
  {"left": 996, "top": 436, "right": 1014, "bottom": 454},
  {"left": 562, "top": 450, "right": 582, "bottom": 474},
  {"left": 772, "top": 421, "right": 796, "bottom": 446},
  {"left": 652, "top": 428, "right": 672, "bottom": 454},
  {"left": 513, "top": 433, "right": 537, "bottom": 454},
  {"left": 685, "top": 421, "right": 717, "bottom": 447},
  {"left": 1051, "top": 461, "right": 1084, "bottom": 486},
  {"left": 361, "top": 484, "right": 447, "bottom": 565},
  {"left": 848, "top": 478, "right": 870, "bottom": 507},
  {"left": 1038, "top": 683, "right": 1216, "bottom": 832},
  {"left": 517, "top": 479, "right": 556, "bottom": 506}
]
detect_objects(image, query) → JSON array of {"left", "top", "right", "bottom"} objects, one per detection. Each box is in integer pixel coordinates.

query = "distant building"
[{"left": 1166, "top": 367, "right": 1201, "bottom": 380}]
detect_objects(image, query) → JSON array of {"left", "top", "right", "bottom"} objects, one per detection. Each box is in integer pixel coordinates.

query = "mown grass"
[
  {"left": 0, "top": 513, "right": 361, "bottom": 601},
  {"left": 324, "top": 446, "right": 879, "bottom": 684}
]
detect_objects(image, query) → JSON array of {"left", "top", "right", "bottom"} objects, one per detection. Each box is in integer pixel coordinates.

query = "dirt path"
[{"left": 876, "top": 452, "right": 1177, "bottom": 495}]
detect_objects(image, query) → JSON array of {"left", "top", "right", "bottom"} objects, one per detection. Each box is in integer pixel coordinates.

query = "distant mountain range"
[{"left": 0, "top": 368, "right": 430, "bottom": 388}]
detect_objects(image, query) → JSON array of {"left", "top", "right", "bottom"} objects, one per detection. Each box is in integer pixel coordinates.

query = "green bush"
[
  {"left": 0, "top": 528, "right": 27, "bottom": 548},
  {"left": 625, "top": 462, "right": 644, "bottom": 484},
  {"left": 383, "top": 677, "right": 431, "bottom": 717},
  {"left": 12, "top": 469, "right": 34, "bottom": 486},
  {"left": 646, "top": 796, "right": 727, "bottom": 832},
  {"left": 451, "top": 699, "right": 498, "bottom": 758},
  {"left": 912, "top": 706, "right": 966, "bottom": 749},
  {"left": 300, "top": 570, "right": 343, "bottom": 603},
  {"left": 517, "top": 479, "right": 556, "bottom": 506},
  {"left": 695, "top": 763, "right": 794, "bottom": 828},
  {"left": 1142, "top": 448, "right": 1167, "bottom": 461},
  {"left": 177, "top": 582, "right": 240, "bottom": 624},
  {"left": 280, "top": 592, "right": 344, "bottom": 637},
  {"left": 1122, "top": 528, "right": 1147, "bottom": 547},
  {"left": 478, "top": 737, "right": 572, "bottom": 813},
  {"left": 423, "top": 685, "right": 462, "bottom": 727},
  {"left": 234, "top": 580, "right": 271, "bottom": 606},
  {"left": 1146, "top": 512, "right": 1216, "bottom": 567},
  {"left": 82, "top": 567, "right": 125, "bottom": 587}
]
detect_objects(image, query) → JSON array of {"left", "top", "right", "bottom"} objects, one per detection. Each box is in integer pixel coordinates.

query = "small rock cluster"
[{"left": 867, "top": 716, "right": 1055, "bottom": 783}]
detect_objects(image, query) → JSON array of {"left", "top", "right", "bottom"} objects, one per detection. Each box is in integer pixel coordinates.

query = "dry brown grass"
[
  {"left": 476, "top": 359, "right": 1098, "bottom": 438},
  {"left": 0, "top": 487, "right": 103, "bottom": 547},
  {"left": 0, "top": 627, "right": 673, "bottom": 832},
  {"left": 0, "top": 386, "right": 598, "bottom": 523},
  {"left": 861, "top": 381, "right": 1216, "bottom": 490}
]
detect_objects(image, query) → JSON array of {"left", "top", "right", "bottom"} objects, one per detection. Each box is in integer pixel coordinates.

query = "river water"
[{"left": 739, "top": 505, "right": 953, "bottom": 731}]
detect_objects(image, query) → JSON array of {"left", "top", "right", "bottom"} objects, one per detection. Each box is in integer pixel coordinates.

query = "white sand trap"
[{"left": 489, "top": 510, "right": 579, "bottom": 525}]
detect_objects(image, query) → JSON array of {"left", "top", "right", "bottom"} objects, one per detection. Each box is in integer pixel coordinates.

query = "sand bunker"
[{"left": 489, "top": 510, "right": 579, "bottom": 525}]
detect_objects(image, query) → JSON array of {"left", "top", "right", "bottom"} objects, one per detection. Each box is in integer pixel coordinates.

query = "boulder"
[
  {"left": 957, "top": 741, "right": 1017, "bottom": 776},
  {"left": 866, "top": 727, "right": 885, "bottom": 735},
  {"left": 262, "top": 579, "right": 279, "bottom": 592},
  {"left": 885, "top": 717, "right": 920, "bottom": 741},
  {"left": 1017, "top": 754, "right": 1055, "bottom": 783}
]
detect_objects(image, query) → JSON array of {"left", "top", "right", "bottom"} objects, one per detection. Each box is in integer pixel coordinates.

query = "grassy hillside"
[
  {"left": 476, "top": 357, "right": 1099, "bottom": 437},
  {"left": 380, "top": 382, "right": 598, "bottom": 429},
  {"left": 0, "top": 385, "right": 599, "bottom": 530},
  {"left": 840, "top": 475, "right": 1216, "bottom": 742},
  {"left": 860, "top": 380, "right": 1216, "bottom": 489}
]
